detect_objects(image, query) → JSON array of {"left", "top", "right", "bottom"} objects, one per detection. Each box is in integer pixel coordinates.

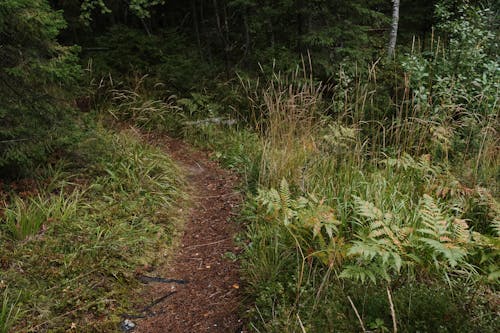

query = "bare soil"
[{"left": 131, "top": 134, "right": 244, "bottom": 332}]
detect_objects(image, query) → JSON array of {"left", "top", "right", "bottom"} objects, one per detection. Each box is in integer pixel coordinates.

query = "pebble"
[{"left": 120, "top": 319, "right": 136, "bottom": 332}]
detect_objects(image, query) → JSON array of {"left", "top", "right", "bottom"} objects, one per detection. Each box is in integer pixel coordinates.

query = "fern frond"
[
  {"left": 419, "top": 238, "right": 466, "bottom": 267},
  {"left": 477, "top": 188, "right": 500, "bottom": 237},
  {"left": 279, "top": 178, "right": 291, "bottom": 208},
  {"left": 354, "top": 196, "right": 384, "bottom": 220},
  {"left": 348, "top": 240, "right": 380, "bottom": 260},
  {"left": 493, "top": 218, "right": 500, "bottom": 238},
  {"left": 452, "top": 218, "right": 470, "bottom": 243},
  {"left": 340, "top": 265, "right": 378, "bottom": 284},
  {"left": 418, "top": 194, "right": 449, "bottom": 238}
]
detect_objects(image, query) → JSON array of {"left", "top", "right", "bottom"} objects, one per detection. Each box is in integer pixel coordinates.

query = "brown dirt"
[{"left": 131, "top": 134, "right": 245, "bottom": 333}]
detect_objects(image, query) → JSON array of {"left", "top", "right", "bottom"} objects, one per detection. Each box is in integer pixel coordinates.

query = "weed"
[
  {"left": 225, "top": 58, "right": 498, "bottom": 331},
  {"left": 0, "top": 289, "right": 20, "bottom": 333},
  {"left": 108, "top": 76, "right": 183, "bottom": 132},
  {"left": 2, "top": 191, "right": 79, "bottom": 240}
]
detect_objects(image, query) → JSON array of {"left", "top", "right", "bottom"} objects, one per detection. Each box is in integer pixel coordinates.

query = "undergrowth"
[
  {"left": 0, "top": 122, "right": 185, "bottom": 331},
  {"left": 178, "top": 49, "right": 498, "bottom": 331},
  {"left": 1, "top": 1, "right": 496, "bottom": 332}
]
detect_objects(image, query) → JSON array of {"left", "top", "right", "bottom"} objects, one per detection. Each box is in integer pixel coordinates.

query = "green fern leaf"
[{"left": 354, "top": 196, "right": 384, "bottom": 220}]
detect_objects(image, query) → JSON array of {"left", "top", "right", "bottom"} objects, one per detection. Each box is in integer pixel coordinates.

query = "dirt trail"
[{"left": 131, "top": 134, "right": 244, "bottom": 332}]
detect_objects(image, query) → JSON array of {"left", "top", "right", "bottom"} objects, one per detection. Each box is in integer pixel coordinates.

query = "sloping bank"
[{"left": 0, "top": 124, "right": 185, "bottom": 332}]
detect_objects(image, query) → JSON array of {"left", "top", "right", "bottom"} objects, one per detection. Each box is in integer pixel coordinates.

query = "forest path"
[{"left": 130, "top": 132, "right": 244, "bottom": 332}]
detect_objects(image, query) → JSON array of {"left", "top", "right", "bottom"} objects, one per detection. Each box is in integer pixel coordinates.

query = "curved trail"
[{"left": 133, "top": 134, "right": 244, "bottom": 332}]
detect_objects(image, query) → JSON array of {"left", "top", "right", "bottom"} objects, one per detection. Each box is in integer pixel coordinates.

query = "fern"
[
  {"left": 256, "top": 181, "right": 343, "bottom": 266},
  {"left": 279, "top": 178, "right": 293, "bottom": 226},
  {"left": 343, "top": 194, "right": 476, "bottom": 283},
  {"left": 340, "top": 264, "right": 382, "bottom": 284},
  {"left": 417, "top": 195, "right": 469, "bottom": 268},
  {"left": 343, "top": 197, "right": 411, "bottom": 281},
  {"left": 477, "top": 188, "right": 500, "bottom": 237},
  {"left": 354, "top": 196, "right": 384, "bottom": 220},
  {"left": 380, "top": 153, "right": 417, "bottom": 171}
]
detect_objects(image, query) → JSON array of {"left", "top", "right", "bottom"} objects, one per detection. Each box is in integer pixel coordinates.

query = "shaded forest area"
[{"left": 1, "top": 0, "right": 499, "bottom": 331}]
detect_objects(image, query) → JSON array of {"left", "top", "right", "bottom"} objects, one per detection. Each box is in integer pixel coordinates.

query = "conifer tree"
[{"left": 0, "top": 0, "right": 81, "bottom": 175}]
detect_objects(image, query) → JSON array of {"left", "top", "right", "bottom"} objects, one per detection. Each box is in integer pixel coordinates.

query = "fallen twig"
[
  {"left": 137, "top": 275, "right": 188, "bottom": 285},
  {"left": 387, "top": 286, "right": 397, "bottom": 333},
  {"left": 120, "top": 291, "right": 177, "bottom": 319},
  {"left": 184, "top": 238, "right": 229, "bottom": 249},
  {"left": 143, "top": 291, "right": 177, "bottom": 312},
  {"left": 347, "top": 296, "right": 367, "bottom": 333}
]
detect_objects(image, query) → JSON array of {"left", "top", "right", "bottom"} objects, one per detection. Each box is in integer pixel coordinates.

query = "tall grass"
[
  {"left": 230, "top": 52, "right": 499, "bottom": 331},
  {"left": 94, "top": 74, "right": 183, "bottom": 132},
  {"left": 238, "top": 63, "right": 328, "bottom": 188},
  {"left": 3, "top": 191, "right": 79, "bottom": 240}
]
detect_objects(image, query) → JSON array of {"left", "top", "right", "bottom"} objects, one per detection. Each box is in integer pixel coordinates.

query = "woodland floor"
[{"left": 129, "top": 133, "right": 245, "bottom": 332}]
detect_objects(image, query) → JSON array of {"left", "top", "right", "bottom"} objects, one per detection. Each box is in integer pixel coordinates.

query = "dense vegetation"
[{"left": 0, "top": 0, "right": 498, "bottom": 331}]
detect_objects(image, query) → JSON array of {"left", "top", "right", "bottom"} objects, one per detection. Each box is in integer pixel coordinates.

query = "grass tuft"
[
  {"left": 0, "top": 288, "right": 20, "bottom": 333},
  {"left": 0, "top": 124, "right": 185, "bottom": 331}
]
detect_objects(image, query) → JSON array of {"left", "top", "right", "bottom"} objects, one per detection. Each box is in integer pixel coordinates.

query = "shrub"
[
  {"left": 89, "top": 26, "right": 215, "bottom": 92},
  {"left": 0, "top": 0, "right": 81, "bottom": 176}
]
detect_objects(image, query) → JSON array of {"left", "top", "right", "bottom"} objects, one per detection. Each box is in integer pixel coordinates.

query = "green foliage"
[
  {"left": 0, "top": 289, "right": 20, "bottom": 333},
  {"left": 341, "top": 194, "right": 474, "bottom": 283},
  {"left": 80, "top": 0, "right": 165, "bottom": 22},
  {"left": 0, "top": 125, "right": 185, "bottom": 331},
  {"left": 228, "top": 47, "right": 498, "bottom": 329},
  {"left": 229, "top": 0, "right": 389, "bottom": 76},
  {"left": 1, "top": 0, "right": 498, "bottom": 331},
  {"left": 106, "top": 77, "right": 183, "bottom": 132},
  {"left": 346, "top": 281, "right": 499, "bottom": 333},
  {"left": 80, "top": 0, "right": 111, "bottom": 22},
  {"left": 89, "top": 26, "right": 215, "bottom": 92},
  {"left": 242, "top": 178, "right": 499, "bottom": 332},
  {"left": 128, "top": 0, "right": 165, "bottom": 18},
  {"left": 257, "top": 179, "right": 341, "bottom": 240},
  {"left": 186, "top": 125, "right": 263, "bottom": 189},
  {"left": 3, "top": 192, "right": 79, "bottom": 240},
  {"left": 0, "top": 0, "right": 81, "bottom": 175},
  {"left": 401, "top": 2, "right": 499, "bottom": 172}
]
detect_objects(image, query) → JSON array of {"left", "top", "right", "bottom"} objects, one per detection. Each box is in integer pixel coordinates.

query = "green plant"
[
  {"left": 108, "top": 77, "right": 182, "bottom": 131},
  {"left": 0, "top": 126, "right": 185, "bottom": 331},
  {"left": 0, "top": 0, "right": 81, "bottom": 175},
  {"left": 2, "top": 197, "right": 47, "bottom": 241},
  {"left": 2, "top": 192, "right": 79, "bottom": 241},
  {"left": 89, "top": 26, "right": 215, "bottom": 92},
  {"left": 0, "top": 289, "right": 20, "bottom": 333}
]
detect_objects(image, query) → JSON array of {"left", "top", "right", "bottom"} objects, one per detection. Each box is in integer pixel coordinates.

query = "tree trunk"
[
  {"left": 190, "top": 0, "right": 203, "bottom": 58},
  {"left": 387, "top": 0, "right": 400, "bottom": 59},
  {"left": 199, "top": 0, "right": 213, "bottom": 64},
  {"left": 243, "top": 11, "right": 250, "bottom": 58},
  {"left": 213, "top": 0, "right": 230, "bottom": 75}
]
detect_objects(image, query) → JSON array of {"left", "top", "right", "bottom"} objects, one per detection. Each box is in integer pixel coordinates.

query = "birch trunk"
[{"left": 387, "top": 0, "right": 400, "bottom": 59}]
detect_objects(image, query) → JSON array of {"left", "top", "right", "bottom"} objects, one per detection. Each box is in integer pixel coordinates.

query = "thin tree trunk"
[
  {"left": 200, "top": 0, "right": 213, "bottom": 64},
  {"left": 190, "top": 0, "right": 203, "bottom": 58},
  {"left": 213, "top": 0, "right": 230, "bottom": 76},
  {"left": 243, "top": 11, "right": 250, "bottom": 58},
  {"left": 387, "top": 0, "right": 400, "bottom": 59},
  {"left": 296, "top": 0, "right": 304, "bottom": 52}
]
